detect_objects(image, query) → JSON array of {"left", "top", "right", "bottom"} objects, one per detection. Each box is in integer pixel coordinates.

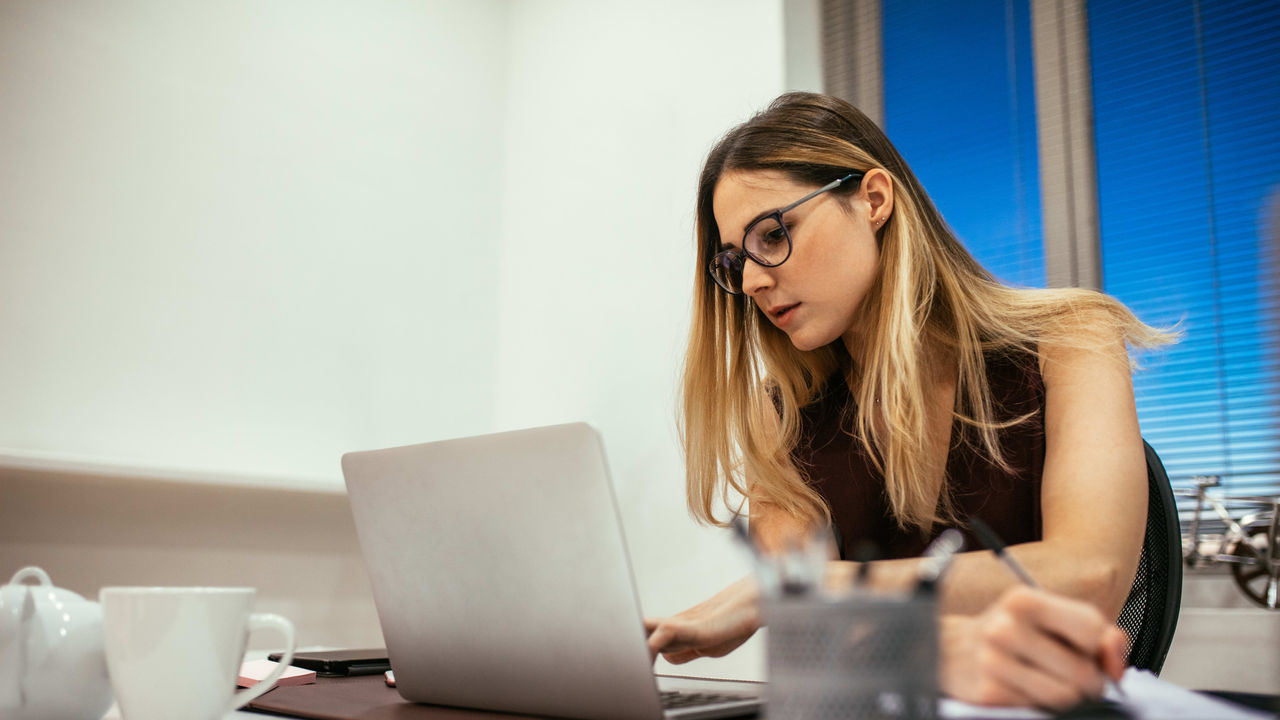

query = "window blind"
[
  {"left": 882, "top": 0, "right": 1045, "bottom": 288},
  {"left": 1089, "top": 0, "right": 1280, "bottom": 524}
]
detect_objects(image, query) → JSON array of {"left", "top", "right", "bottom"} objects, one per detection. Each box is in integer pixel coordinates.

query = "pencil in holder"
[{"left": 763, "top": 593, "right": 938, "bottom": 720}]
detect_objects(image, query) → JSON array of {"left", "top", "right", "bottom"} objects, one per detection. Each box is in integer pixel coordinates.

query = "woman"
[{"left": 645, "top": 92, "right": 1170, "bottom": 708}]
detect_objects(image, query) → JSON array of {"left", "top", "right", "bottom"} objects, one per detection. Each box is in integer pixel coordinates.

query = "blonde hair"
[{"left": 681, "top": 92, "right": 1173, "bottom": 531}]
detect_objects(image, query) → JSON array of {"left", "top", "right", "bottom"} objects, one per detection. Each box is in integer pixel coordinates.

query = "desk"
[
  {"left": 95, "top": 676, "right": 546, "bottom": 720},
  {"left": 232, "top": 672, "right": 1279, "bottom": 720},
  {"left": 248, "top": 674, "right": 549, "bottom": 719},
  {"left": 100, "top": 708, "right": 259, "bottom": 720}
]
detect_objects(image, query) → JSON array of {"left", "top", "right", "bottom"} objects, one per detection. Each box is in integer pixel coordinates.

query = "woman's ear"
[{"left": 863, "top": 168, "right": 894, "bottom": 227}]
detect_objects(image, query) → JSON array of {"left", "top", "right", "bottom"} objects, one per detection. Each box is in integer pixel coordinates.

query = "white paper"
[
  {"left": 1112, "top": 669, "right": 1273, "bottom": 720},
  {"left": 940, "top": 668, "right": 1273, "bottom": 720}
]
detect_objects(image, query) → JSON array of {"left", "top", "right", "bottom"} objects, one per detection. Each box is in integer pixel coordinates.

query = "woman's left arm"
[
  {"left": 827, "top": 323, "right": 1148, "bottom": 619},
  {"left": 1027, "top": 322, "right": 1148, "bottom": 619}
]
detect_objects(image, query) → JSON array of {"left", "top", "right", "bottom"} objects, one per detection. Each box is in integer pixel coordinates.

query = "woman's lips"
[{"left": 771, "top": 303, "right": 800, "bottom": 328}]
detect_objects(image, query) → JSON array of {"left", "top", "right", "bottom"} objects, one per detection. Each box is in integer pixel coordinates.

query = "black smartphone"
[{"left": 267, "top": 648, "right": 390, "bottom": 677}]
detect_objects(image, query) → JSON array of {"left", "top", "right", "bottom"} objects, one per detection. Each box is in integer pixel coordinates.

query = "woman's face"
[{"left": 711, "top": 169, "right": 891, "bottom": 352}]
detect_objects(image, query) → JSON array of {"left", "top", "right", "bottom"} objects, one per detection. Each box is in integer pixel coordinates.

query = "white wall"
[
  {"left": 1, "top": 0, "right": 795, "bottom": 682},
  {"left": 0, "top": 0, "right": 509, "bottom": 485},
  {"left": 493, "top": 0, "right": 786, "bottom": 679}
]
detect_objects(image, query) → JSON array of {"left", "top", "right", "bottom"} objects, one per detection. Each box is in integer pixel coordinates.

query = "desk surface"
[
  {"left": 247, "top": 674, "right": 597, "bottom": 719},
  {"left": 99, "top": 676, "right": 495, "bottom": 720},
  {"left": 101, "top": 707, "right": 260, "bottom": 720},
  {"left": 236, "top": 671, "right": 1278, "bottom": 720}
]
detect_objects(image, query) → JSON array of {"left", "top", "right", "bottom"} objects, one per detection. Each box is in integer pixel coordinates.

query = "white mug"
[{"left": 99, "top": 587, "right": 295, "bottom": 720}]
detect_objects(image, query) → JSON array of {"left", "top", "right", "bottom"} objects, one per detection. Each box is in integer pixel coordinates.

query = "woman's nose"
[{"left": 741, "top": 260, "right": 774, "bottom": 297}]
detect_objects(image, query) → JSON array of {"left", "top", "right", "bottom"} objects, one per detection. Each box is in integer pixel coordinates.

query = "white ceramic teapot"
[{"left": 0, "top": 567, "right": 113, "bottom": 720}]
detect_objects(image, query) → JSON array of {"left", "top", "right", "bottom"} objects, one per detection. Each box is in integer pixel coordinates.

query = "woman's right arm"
[
  {"left": 646, "top": 579, "right": 1126, "bottom": 710},
  {"left": 647, "top": 503, "right": 1127, "bottom": 709},
  {"left": 641, "top": 499, "right": 808, "bottom": 662},
  {"left": 643, "top": 575, "right": 760, "bottom": 664},
  {"left": 646, "top": 493, "right": 862, "bottom": 669}
]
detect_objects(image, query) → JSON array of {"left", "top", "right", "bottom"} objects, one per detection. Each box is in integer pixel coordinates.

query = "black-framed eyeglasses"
[{"left": 708, "top": 172, "right": 864, "bottom": 295}]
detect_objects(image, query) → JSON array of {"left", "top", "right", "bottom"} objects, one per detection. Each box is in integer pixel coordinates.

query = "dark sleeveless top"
[{"left": 792, "top": 350, "right": 1047, "bottom": 560}]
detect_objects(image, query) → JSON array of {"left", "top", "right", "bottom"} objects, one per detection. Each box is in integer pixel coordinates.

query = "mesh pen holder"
[{"left": 764, "top": 593, "right": 939, "bottom": 720}]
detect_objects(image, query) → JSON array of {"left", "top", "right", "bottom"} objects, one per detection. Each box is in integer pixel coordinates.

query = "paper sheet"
[{"left": 940, "top": 668, "right": 1274, "bottom": 720}]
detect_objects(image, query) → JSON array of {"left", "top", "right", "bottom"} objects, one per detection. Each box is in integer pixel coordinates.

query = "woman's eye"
[
  {"left": 745, "top": 216, "right": 790, "bottom": 254},
  {"left": 762, "top": 224, "right": 787, "bottom": 245}
]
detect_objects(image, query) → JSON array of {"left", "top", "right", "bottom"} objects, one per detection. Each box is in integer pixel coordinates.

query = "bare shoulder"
[
  {"left": 1036, "top": 302, "right": 1131, "bottom": 381},
  {"left": 1034, "top": 300, "right": 1141, "bottom": 463},
  {"left": 1033, "top": 299, "right": 1143, "bottom": 480}
]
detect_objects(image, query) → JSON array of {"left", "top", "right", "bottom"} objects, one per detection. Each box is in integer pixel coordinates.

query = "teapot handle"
[
  {"left": 7, "top": 567, "right": 52, "bottom": 587},
  {"left": 2, "top": 566, "right": 53, "bottom": 710}
]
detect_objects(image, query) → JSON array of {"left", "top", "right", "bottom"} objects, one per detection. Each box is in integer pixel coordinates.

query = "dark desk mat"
[
  {"left": 1197, "top": 690, "right": 1280, "bottom": 716},
  {"left": 245, "top": 675, "right": 542, "bottom": 720},
  {"left": 247, "top": 676, "right": 1279, "bottom": 720}
]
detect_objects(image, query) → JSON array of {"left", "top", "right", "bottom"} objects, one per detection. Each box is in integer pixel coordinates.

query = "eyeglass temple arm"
[{"left": 775, "top": 173, "right": 861, "bottom": 215}]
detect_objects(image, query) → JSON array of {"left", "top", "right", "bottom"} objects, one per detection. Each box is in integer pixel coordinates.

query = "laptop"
[{"left": 341, "top": 422, "right": 762, "bottom": 720}]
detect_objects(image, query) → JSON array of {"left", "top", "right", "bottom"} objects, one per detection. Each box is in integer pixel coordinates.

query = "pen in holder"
[{"left": 743, "top": 525, "right": 961, "bottom": 720}]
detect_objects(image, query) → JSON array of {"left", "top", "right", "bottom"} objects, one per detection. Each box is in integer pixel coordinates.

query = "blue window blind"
[
  {"left": 883, "top": 0, "right": 1044, "bottom": 288},
  {"left": 1090, "top": 0, "right": 1280, "bottom": 512}
]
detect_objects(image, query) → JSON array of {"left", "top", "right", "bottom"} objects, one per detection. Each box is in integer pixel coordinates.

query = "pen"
[
  {"left": 729, "top": 514, "right": 754, "bottom": 549},
  {"left": 915, "top": 528, "right": 965, "bottom": 594},
  {"left": 850, "top": 541, "right": 878, "bottom": 589},
  {"left": 967, "top": 517, "right": 1127, "bottom": 700},
  {"left": 967, "top": 518, "right": 1037, "bottom": 587}
]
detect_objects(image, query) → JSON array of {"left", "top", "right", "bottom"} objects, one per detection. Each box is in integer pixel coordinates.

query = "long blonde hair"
[{"left": 681, "top": 92, "right": 1171, "bottom": 530}]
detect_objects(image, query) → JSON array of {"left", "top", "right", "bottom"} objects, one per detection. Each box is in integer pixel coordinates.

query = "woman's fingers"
[
  {"left": 663, "top": 649, "right": 702, "bottom": 664},
  {"left": 646, "top": 617, "right": 706, "bottom": 658},
  {"left": 645, "top": 576, "right": 763, "bottom": 664},
  {"left": 1004, "top": 586, "right": 1112, "bottom": 659},
  {"left": 661, "top": 638, "right": 746, "bottom": 664},
  {"left": 1098, "top": 626, "right": 1130, "bottom": 681},
  {"left": 646, "top": 619, "right": 682, "bottom": 659},
  {"left": 646, "top": 614, "right": 754, "bottom": 665},
  {"left": 947, "top": 587, "right": 1126, "bottom": 709},
  {"left": 980, "top": 601, "right": 1106, "bottom": 697},
  {"left": 980, "top": 639, "right": 1092, "bottom": 709},
  {"left": 1003, "top": 586, "right": 1131, "bottom": 691}
]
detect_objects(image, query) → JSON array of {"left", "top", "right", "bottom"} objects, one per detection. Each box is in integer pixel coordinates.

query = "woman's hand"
[
  {"left": 942, "top": 585, "right": 1128, "bottom": 709},
  {"left": 644, "top": 576, "right": 762, "bottom": 664}
]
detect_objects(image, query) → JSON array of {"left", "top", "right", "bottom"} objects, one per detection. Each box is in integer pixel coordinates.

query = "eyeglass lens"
[
  {"left": 744, "top": 216, "right": 790, "bottom": 265},
  {"left": 709, "top": 215, "right": 789, "bottom": 294}
]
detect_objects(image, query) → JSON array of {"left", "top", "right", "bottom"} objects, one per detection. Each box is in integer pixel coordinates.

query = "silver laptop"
[{"left": 341, "top": 422, "right": 761, "bottom": 720}]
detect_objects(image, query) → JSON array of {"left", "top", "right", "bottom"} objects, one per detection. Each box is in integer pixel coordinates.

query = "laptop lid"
[{"left": 342, "top": 423, "right": 668, "bottom": 720}]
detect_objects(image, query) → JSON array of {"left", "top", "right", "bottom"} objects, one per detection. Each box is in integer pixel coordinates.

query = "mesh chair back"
[{"left": 1115, "top": 440, "right": 1182, "bottom": 673}]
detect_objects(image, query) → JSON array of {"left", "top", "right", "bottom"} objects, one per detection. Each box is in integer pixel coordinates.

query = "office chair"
[{"left": 1115, "top": 440, "right": 1183, "bottom": 673}]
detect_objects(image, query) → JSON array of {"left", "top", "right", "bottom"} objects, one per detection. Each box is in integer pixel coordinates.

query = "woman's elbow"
[{"left": 1067, "top": 556, "right": 1134, "bottom": 619}]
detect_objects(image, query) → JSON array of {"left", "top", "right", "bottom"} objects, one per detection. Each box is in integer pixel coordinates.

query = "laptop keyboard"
[{"left": 660, "top": 690, "right": 753, "bottom": 709}]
